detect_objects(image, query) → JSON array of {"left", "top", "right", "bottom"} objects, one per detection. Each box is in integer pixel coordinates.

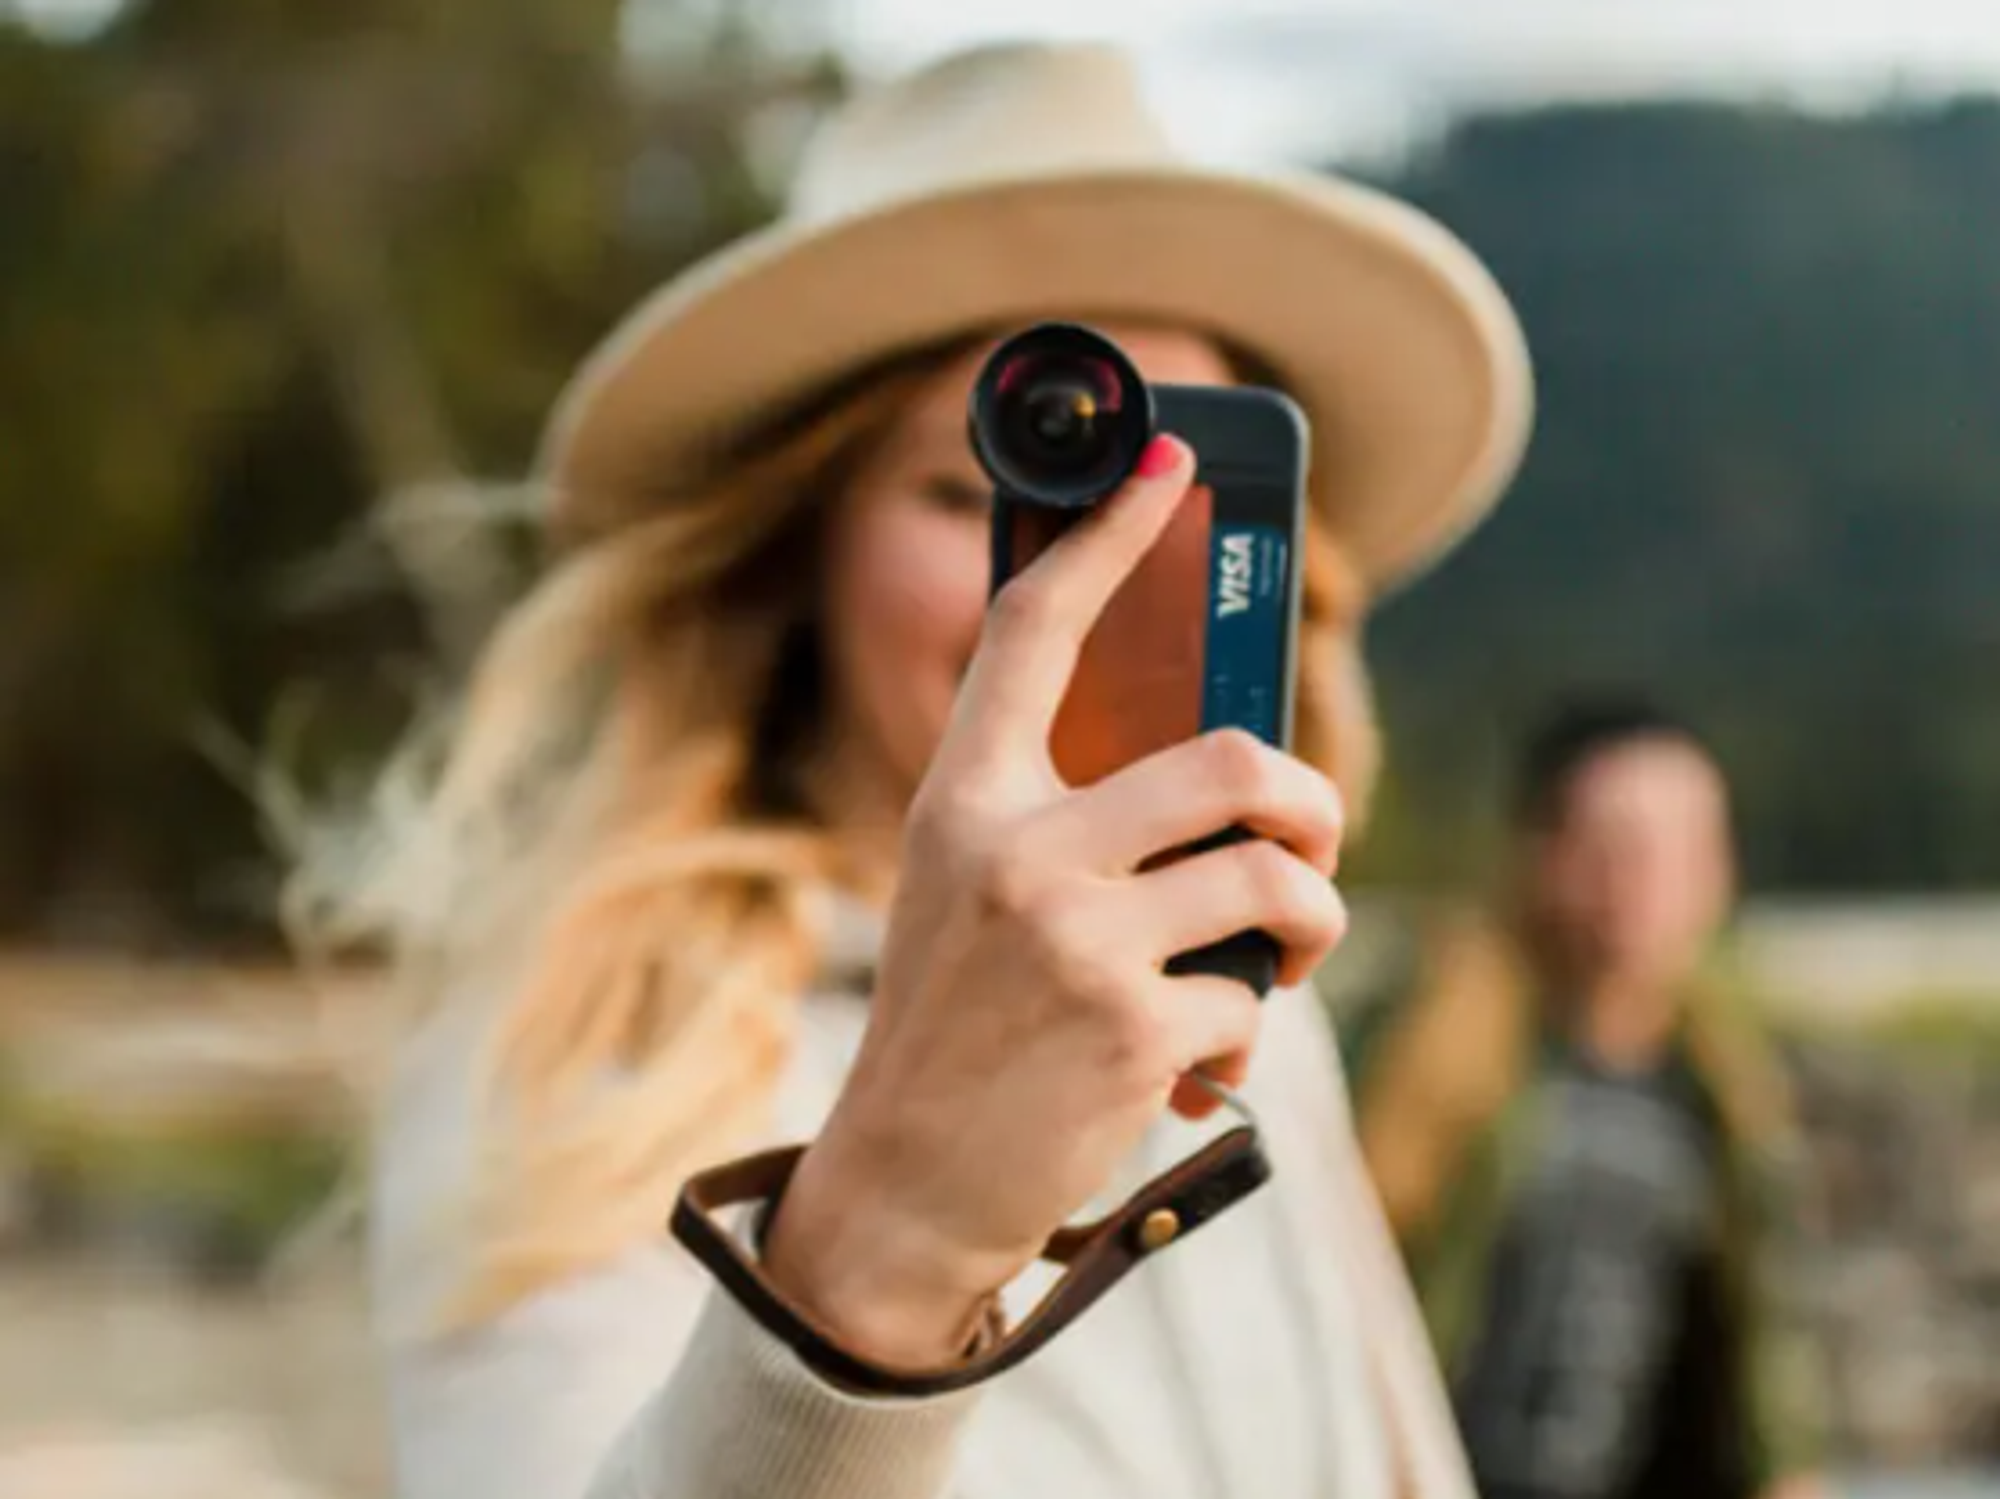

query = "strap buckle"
[{"left": 672, "top": 1101, "right": 1273, "bottom": 1396}]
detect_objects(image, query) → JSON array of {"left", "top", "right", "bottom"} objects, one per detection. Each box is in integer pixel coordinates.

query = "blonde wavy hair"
[{"left": 291, "top": 332, "right": 1384, "bottom": 1327}]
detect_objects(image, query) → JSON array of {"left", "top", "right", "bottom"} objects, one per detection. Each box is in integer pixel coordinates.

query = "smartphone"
[{"left": 973, "top": 326, "right": 1308, "bottom": 996}]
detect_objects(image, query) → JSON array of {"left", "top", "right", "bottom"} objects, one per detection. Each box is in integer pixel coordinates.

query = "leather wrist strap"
[{"left": 670, "top": 1124, "right": 1272, "bottom": 1398}]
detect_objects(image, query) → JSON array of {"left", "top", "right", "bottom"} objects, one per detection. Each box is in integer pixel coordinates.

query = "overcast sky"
[
  {"left": 829, "top": 0, "right": 2000, "bottom": 164},
  {"left": 14, "top": 0, "right": 2000, "bottom": 165}
]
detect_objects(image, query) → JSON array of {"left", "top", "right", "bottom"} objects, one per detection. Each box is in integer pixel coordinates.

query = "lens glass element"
[{"left": 993, "top": 353, "right": 1126, "bottom": 487}]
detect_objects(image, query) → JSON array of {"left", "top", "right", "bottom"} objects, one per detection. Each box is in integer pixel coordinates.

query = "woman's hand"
[{"left": 764, "top": 436, "right": 1349, "bottom": 1367}]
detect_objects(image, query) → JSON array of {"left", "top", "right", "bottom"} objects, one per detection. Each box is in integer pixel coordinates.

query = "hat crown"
[{"left": 789, "top": 42, "right": 1180, "bottom": 225}]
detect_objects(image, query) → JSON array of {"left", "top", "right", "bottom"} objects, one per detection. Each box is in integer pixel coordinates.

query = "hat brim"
[{"left": 540, "top": 166, "right": 1534, "bottom": 591}]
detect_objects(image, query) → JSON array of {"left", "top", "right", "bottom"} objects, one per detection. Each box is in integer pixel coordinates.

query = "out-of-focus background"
[{"left": 0, "top": 1, "right": 1996, "bottom": 1495}]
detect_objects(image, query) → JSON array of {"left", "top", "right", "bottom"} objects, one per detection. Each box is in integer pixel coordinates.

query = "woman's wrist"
[{"left": 761, "top": 1133, "right": 1009, "bottom": 1370}]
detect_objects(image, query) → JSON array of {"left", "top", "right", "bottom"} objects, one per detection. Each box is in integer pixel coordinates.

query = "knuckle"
[
  {"left": 1292, "top": 867, "right": 1342, "bottom": 931},
  {"left": 1309, "top": 877, "right": 1348, "bottom": 942},
  {"left": 1097, "top": 992, "right": 1172, "bottom": 1080},
  {"left": 909, "top": 775, "right": 979, "bottom": 837},
  {"left": 1034, "top": 891, "right": 1099, "bottom": 972},
  {"left": 1239, "top": 838, "right": 1304, "bottom": 908},
  {"left": 904, "top": 781, "right": 950, "bottom": 842},
  {"left": 1325, "top": 889, "right": 1352, "bottom": 945},
  {"left": 1317, "top": 775, "right": 1348, "bottom": 838},
  {"left": 1206, "top": 728, "right": 1280, "bottom": 804},
  {"left": 1212, "top": 989, "right": 1265, "bottom": 1053},
  {"left": 908, "top": 779, "right": 997, "bottom": 865},
  {"left": 971, "top": 840, "right": 1040, "bottom": 920},
  {"left": 1204, "top": 726, "right": 1265, "bottom": 776},
  {"left": 1062, "top": 945, "right": 1129, "bottom": 1018},
  {"left": 1303, "top": 881, "right": 1349, "bottom": 951},
  {"left": 1238, "top": 842, "right": 1343, "bottom": 943}
]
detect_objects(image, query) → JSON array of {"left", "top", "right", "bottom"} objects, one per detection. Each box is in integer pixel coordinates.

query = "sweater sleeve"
[
  {"left": 371, "top": 1003, "right": 984, "bottom": 1499},
  {"left": 584, "top": 1291, "right": 984, "bottom": 1499}
]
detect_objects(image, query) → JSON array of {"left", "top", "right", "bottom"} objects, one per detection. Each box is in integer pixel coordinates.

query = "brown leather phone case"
[{"left": 1001, "top": 482, "right": 1216, "bottom": 789}]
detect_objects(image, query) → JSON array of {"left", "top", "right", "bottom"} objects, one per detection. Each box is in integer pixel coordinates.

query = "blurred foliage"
[
  {"left": 1356, "top": 98, "right": 2000, "bottom": 892},
  {"left": 0, "top": 2, "right": 842, "bottom": 948},
  {"left": 5, "top": 10, "right": 2000, "bottom": 946},
  {"left": 1838, "top": 993, "right": 2000, "bottom": 1062},
  {"left": 4, "top": 1096, "right": 349, "bottom": 1276}
]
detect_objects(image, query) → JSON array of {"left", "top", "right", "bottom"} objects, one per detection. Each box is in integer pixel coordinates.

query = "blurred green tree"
[{"left": 0, "top": 2, "right": 843, "bottom": 947}]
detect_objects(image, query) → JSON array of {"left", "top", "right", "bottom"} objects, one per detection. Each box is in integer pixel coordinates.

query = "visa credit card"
[{"left": 1201, "top": 523, "right": 1289, "bottom": 745}]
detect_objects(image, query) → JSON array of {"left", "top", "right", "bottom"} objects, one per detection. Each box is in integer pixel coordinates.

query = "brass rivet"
[{"left": 1138, "top": 1208, "right": 1182, "bottom": 1252}]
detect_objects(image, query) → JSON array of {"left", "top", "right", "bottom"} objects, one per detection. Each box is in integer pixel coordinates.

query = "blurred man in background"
[{"left": 1348, "top": 697, "right": 1826, "bottom": 1499}]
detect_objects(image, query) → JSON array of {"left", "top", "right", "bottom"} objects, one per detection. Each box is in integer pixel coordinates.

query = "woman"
[{"left": 317, "top": 40, "right": 1534, "bottom": 1499}]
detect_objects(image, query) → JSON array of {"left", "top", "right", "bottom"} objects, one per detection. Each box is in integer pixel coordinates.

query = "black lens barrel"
[{"left": 969, "top": 323, "right": 1156, "bottom": 509}]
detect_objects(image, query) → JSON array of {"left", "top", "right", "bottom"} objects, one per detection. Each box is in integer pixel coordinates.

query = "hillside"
[{"left": 1356, "top": 99, "right": 2000, "bottom": 890}]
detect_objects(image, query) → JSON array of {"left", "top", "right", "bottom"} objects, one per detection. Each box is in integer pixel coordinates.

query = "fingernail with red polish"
[{"left": 1137, "top": 434, "right": 1184, "bottom": 478}]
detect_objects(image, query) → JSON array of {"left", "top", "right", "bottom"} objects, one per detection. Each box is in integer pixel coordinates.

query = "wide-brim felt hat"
[{"left": 540, "top": 41, "right": 1534, "bottom": 590}]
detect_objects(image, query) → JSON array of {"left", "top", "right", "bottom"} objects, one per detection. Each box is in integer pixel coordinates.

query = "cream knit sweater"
[{"left": 371, "top": 904, "right": 1475, "bottom": 1499}]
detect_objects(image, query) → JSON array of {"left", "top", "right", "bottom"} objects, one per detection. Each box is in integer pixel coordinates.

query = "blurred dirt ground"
[
  {"left": 0, "top": 952, "right": 387, "bottom": 1497},
  {"left": 0, "top": 916, "right": 1995, "bottom": 1495},
  {"left": 0, "top": 1255, "right": 382, "bottom": 1499}
]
